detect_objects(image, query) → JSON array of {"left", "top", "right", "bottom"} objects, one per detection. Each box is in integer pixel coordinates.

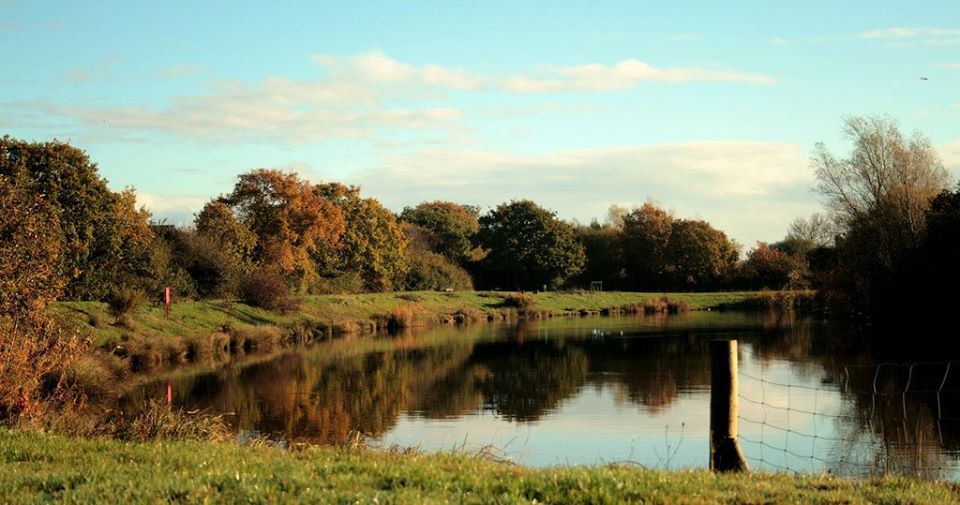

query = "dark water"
[{"left": 125, "top": 312, "right": 960, "bottom": 479}]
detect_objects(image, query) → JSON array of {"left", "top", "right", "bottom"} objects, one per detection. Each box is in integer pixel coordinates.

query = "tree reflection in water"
[{"left": 123, "top": 312, "right": 960, "bottom": 478}]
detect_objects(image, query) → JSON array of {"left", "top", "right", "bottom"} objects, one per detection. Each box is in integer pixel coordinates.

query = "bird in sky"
[{"left": 920, "top": 76, "right": 929, "bottom": 80}]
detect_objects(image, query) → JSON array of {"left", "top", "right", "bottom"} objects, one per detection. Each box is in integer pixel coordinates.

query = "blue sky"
[{"left": 2, "top": 0, "right": 958, "bottom": 246}]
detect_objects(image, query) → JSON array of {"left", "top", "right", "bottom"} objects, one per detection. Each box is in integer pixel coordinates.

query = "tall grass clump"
[
  {"left": 117, "top": 399, "right": 230, "bottom": 442},
  {"left": 104, "top": 286, "right": 147, "bottom": 325},
  {"left": 232, "top": 325, "right": 284, "bottom": 352}
]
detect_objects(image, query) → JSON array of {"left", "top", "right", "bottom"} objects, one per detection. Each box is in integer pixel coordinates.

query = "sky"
[{"left": 2, "top": 0, "right": 959, "bottom": 246}]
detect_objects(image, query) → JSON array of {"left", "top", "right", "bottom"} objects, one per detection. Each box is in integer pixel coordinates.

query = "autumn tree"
[
  {"left": 571, "top": 221, "right": 624, "bottom": 290},
  {"left": 399, "top": 201, "right": 483, "bottom": 264},
  {"left": 740, "top": 242, "right": 802, "bottom": 290},
  {"left": 183, "top": 200, "right": 259, "bottom": 297},
  {"left": 0, "top": 177, "right": 64, "bottom": 318},
  {"left": 315, "top": 183, "right": 407, "bottom": 292},
  {"left": 224, "top": 169, "right": 346, "bottom": 292},
  {"left": 812, "top": 116, "right": 950, "bottom": 313},
  {"left": 0, "top": 136, "right": 155, "bottom": 299},
  {"left": 619, "top": 202, "right": 673, "bottom": 290},
  {"left": 476, "top": 200, "right": 585, "bottom": 290}
]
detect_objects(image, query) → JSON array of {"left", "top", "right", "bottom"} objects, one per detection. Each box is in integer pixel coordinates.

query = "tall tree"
[
  {"left": 663, "top": 219, "right": 739, "bottom": 290},
  {"left": 619, "top": 202, "right": 673, "bottom": 290},
  {"left": 315, "top": 183, "right": 408, "bottom": 291},
  {"left": 477, "top": 200, "right": 585, "bottom": 290},
  {"left": 399, "top": 201, "right": 482, "bottom": 264},
  {"left": 0, "top": 136, "right": 154, "bottom": 299},
  {"left": 812, "top": 116, "right": 950, "bottom": 313},
  {"left": 225, "top": 169, "right": 346, "bottom": 292}
]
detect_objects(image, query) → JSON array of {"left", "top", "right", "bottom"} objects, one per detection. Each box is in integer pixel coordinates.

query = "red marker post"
[
  {"left": 166, "top": 379, "right": 173, "bottom": 406},
  {"left": 164, "top": 287, "right": 171, "bottom": 319}
]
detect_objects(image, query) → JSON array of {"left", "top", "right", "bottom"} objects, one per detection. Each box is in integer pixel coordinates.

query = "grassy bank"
[
  {"left": 1, "top": 428, "right": 954, "bottom": 504},
  {"left": 44, "top": 290, "right": 812, "bottom": 381},
  {"left": 53, "top": 290, "right": 805, "bottom": 347}
]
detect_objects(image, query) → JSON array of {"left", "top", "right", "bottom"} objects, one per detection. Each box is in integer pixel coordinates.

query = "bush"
[
  {"left": 104, "top": 286, "right": 147, "bottom": 319},
  {"left": 239, "top": 270, "right": 299, "bottom": 312},
  {"left": 402, "top": 251, "right": 474, "bottom": 291}
]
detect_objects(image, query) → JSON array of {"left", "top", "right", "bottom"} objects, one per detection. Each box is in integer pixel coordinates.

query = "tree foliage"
[
  {"left": 812, "top": 116, "right": 950, "bottom": 313},
  {"left": 619, "top": 203, "right": 673, "bottom": 289},
  {"left": 663, "top": 219, "right": 739, "bottom": 289},
  {"left": 399, "top": 201, "right": 482, "bottom": 264},
  {"left": 225, "top": 170, "right": 346, "bottom": 292},
  {"left": 0, "top": 136, "right": 154, "bottom": 300},
  {"left": 476, "top": 200, "right": 585, "bottom": 290},
  {"left": 316, "top": 183, "right": 408, "bottom": 292},
  {"left": 0, "top": 177, "right": 65, "bottom": 317}
]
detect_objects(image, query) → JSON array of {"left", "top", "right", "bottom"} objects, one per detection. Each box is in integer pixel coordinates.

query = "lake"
[{"left": 124, "top": 311, "right": 960, "bottom": 479}]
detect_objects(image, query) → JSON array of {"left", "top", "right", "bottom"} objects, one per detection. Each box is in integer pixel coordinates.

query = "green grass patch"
[
  {"left": 50, "top": 290, "right": 785, "bottom": 347},
  {"left": 1, "top": 428, "right": 956, "bottom": 504}
]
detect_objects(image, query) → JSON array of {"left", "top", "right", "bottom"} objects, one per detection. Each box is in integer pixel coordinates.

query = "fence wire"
[{"left": 735, "top": 346, "right": 960, "bottom": 479}]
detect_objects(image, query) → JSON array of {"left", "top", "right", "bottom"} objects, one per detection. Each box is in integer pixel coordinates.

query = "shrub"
[
  {"left": 402, "top": 251, "right": 474, "bottom": 291},
  {"left": 104, "top": 286, "right": 147, "bottom": 319},
  {"left": 233, "top": 325, "right": 284, "bottom": 352},
  {"left": 239, "top": 270, "right": 299, "bottom": 312}
]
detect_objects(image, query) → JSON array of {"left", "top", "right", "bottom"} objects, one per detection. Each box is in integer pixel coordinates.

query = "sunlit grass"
[{"left": 1, "top": 428, "right": 955, "bottom": 504}]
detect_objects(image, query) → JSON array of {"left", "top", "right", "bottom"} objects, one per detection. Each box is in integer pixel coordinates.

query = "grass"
[
  {"left": 50, "top": 290, "right": 796, "bottom": 348},
  {"left": 1, "top": 428, "right": 957, "bottom": 504}
]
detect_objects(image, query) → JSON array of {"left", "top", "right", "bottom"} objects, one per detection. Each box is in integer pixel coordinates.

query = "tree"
[
  {"left": 0, "top": 177, "right": 64, "bottom": 318},
  {"left": 740, "top": 242, "right": 798, "bottom": 290},
  {"left": 225, "top": 169, "right": 346, "bottom": 292},
  {"left": 619, "top": 202, "right": 673, "bottom": 289},
  {"left": 315, "top": 183, "right": 408, "bottom": 292},
  {"left": 663, "top": 219, "right": 739, "bottom": 289},
  {"left": 812, "top": 116, "right": 950, "bottom": 313},
  {"left": 190, "top": 200, "right": 258, "bottom": 297},
  {"left": 399, "top": 201, "right": 483, "bottom": 264},
  {"left": 571, "top": 223, "right": 624, "bottom": 290},
  {"left": 0, "top": 136, "right": 155, "bottom": 299},
  {"left": 400, "top": 223, "right": 473, "bottom": 291},
  {"left": 476, "top": 200, "right": 585, "bottom": 290}
]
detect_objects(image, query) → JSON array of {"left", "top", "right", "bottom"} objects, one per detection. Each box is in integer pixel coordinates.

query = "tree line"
[{"left": 4, "top": 116, "right": 956, "bottom": 319}]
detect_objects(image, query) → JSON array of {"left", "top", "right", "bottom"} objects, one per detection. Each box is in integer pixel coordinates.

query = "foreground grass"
[
  {"left": 51, "top": 290, "right": 774, "bottom": 347},
  {"left": 1, "top": 429, "right": 956, "bottom": 504}
]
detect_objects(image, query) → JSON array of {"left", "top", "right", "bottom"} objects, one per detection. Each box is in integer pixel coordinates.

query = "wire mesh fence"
[{"left": 735, "top": 345, "right": 960, "bottom": 479}]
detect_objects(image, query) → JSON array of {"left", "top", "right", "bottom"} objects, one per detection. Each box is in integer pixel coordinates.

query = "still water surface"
[{"left": 125, "top": 312, "right": 960, "bottom": 479}]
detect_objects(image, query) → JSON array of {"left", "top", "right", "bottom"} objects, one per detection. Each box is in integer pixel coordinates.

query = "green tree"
[
  {"left": 400, "top": 223, "right": 473, "bottom": 291},
  {"left": 663, "top": 219, "right": 739, "bottom": 289},
  {"left": 315, "top": 183, "right": 408, "bottom": 292},
  {"left": 619, "top": 202, "right": 673, "bottom": 290},
  {"left": 477, "top": 200, "right": 585, "bottom": 290},
  {"left": 0, "top": 136, "right": 155, "bottom": 299},
  {"left": 399, "top": 201, "right": 483, "bottom": 264}
]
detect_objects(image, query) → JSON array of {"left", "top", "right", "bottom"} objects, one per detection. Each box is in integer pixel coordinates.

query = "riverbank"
[
  {"left": 53, "top": 290, "right": 810, "bottom": 347},
  {"left": 0, "top": 428, "right": 954, "bottom": 504}
]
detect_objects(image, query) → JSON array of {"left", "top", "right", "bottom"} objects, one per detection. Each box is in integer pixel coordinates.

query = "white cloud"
[
  {"left": 34, "top": 51, "right": 774, "bottom": 141},
  {"left": 354, "top": 141, "right": 816, "bottom": 244},
  {"left": 136, "top": 192, "right": 209, "bottom": 224},
  {"left": 859, "top": 27, "right": 960, "bottom": 39},
  {"left": 63, "top": 56, "right": 123, "bottom": 83},
  {"left": 859, "top": 27, "right": 960, "bottom": 46},
  {"left": 937, "top": 63, "right": 960, "bottom": 70},
  {"left": 943, "top": 141, "right": 960, "bottom": 178},
  {"left": 158, "top": 65, "right": 203, "bottom": 79},
  {"left": 502, "top": 59, "right": 776, "bottom": 93},
  {"left": 768, "top": 37, "right": 791, "bottom": 45}
]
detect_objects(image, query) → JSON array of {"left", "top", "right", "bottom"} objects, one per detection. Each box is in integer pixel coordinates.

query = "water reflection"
[{"left": 123, "top": 312, "right": 960, "bottom": 478}]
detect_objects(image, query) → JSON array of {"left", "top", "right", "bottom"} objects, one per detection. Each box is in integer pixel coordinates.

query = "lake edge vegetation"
[{"left": 3, "top": 428, "right": 960, "bottom": 504}]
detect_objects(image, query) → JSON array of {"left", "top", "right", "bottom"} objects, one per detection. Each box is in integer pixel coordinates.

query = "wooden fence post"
[{"left": 710, "top": 339, "right": 749, "bottom": 472}]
